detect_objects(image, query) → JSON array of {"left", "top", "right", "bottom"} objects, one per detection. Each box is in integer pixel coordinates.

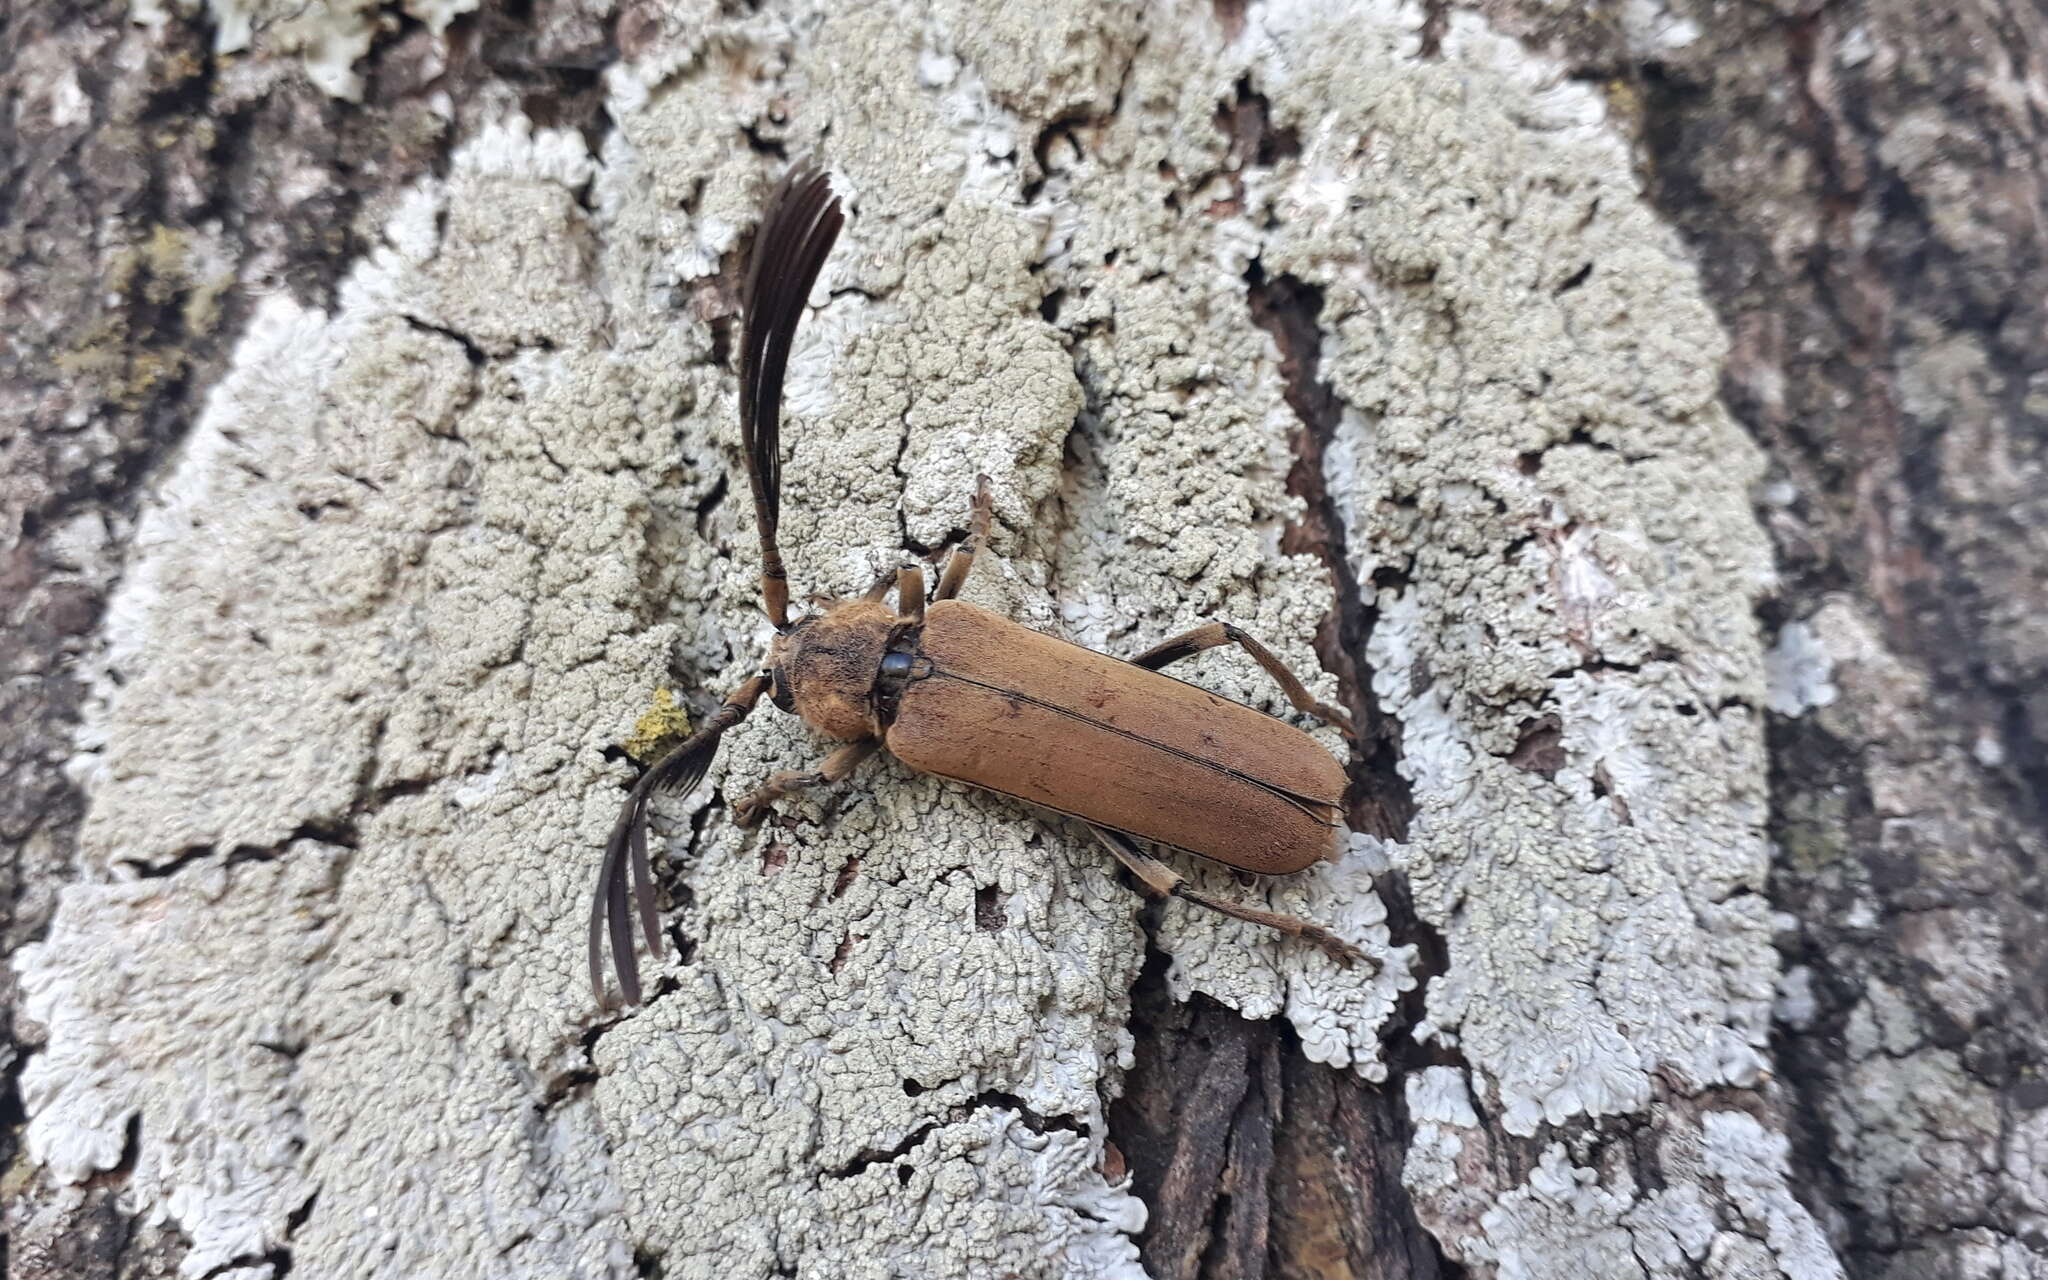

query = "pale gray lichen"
[
  {"left": 1765, "top": 620, "right": 1838, "bottom": 716},
  {"left": 1404, "top": 1066, "right": 1483, "bottom": 1210},
  {"left": 1007, "top": 0, "right": 1418, "bottom": 1080},
  {"left": 24, "top": 15, "right": 1153, "bottom": 1276},
  {"left": 17, "top": 851, "right": 341, "bottom": 1273},
  {"left": 1273, "top": 0, "right": 1791, "bottom": 1125},
  {"left": 1699, "top": 1112, "right": 1841, "bottom": 1280},
  {"left": 1453, "top": 1120, "right": 1835, "bottom": 1280},
  {"left": 1314, "top": 0, "right": 1744, "bottom": 1080},
  {"left": 1828, "top": 984, "right": 2006, "bottom": 1253},
  {"left": 27, "top": 114, "right": 691, "bottom": 1278},
  {"left": 1401, "top": 1072, "right": 1796, "bottom": 1280},
  {"left": 1215, "top": 0, "right": 1828, "bottom": 1271},
  {"left": 24, "top": 0, "right": 1832, "bottom": 1275}
]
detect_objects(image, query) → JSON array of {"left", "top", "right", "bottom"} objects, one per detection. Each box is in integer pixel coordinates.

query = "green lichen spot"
[
  {"left": 623, "top": 689, "right": 692, "bottom": 764},
  {"left": 1777, "top": 785, "right": 1852, "bottom": 873}
]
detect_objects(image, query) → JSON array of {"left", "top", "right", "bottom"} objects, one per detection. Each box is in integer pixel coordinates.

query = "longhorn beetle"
[{"left": 590, "top": 165, "right": 1370, "bottom": 1004}]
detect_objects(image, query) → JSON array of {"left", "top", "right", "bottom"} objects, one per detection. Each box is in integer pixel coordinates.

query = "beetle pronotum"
[{"left": 590, "top": 165, "right": 1370, "bottom": 1004}]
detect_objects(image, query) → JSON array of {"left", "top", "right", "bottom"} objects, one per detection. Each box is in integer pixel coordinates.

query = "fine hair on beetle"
[{"left": 589, "top": 163, "right": 1372, "bottom": 1005}]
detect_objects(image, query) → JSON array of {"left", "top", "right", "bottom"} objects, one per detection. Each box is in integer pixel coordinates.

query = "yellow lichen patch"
[
  {"left": 142, "top": 225, "right": 193, "bottom": 305},
  {"left": 183, "top": 272, "right": 237, "bottom": 338},
  {"left": 623, "top": 688, "right": 692, "bottom": 764},
  {"left": 56, "top": 224, "right": 210, "bottom": 409}
]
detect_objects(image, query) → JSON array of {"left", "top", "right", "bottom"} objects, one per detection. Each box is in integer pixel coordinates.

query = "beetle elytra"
[{"left": 590, "top": 165, "right": 1370, "bottom": 1004}]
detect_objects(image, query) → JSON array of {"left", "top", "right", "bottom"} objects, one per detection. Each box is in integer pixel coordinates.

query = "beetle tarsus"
[
  {"left": 1088, "top": 824, "right": 1372, "bottom": 969},
  {"left": 732, "top": 739, "right": 880, "bottom": 828},
  {"left": 933, "top": 476, "right": 995, "bottom": 602},
  {"left": 1166, "top": 880, "right": 1376, "bottom": 970}
]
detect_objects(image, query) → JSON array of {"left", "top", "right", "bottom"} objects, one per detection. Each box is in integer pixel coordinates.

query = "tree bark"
[{"left": 3, "top": 3, "right": 2040, "bottom": 1279}]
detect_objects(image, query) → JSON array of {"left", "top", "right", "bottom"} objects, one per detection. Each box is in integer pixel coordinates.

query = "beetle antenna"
[
  {"left": 740, "top": 163, "right": 844, "bottom": 631},
  {"left": 590, "top": 673, "right": 771, "bottom": 1005}
]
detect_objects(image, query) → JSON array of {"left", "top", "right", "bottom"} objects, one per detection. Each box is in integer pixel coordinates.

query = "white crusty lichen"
[
  {"left": 25, "top": 16, "right": 1153, "bottom": 1278},
  {"left": 1001, "top": 0, "right": 1419, "bottom": 1079},
  {"left": 1765, "top": 620, "right": 1839, "bottom": 716},
  {"left": 24, "top": 0, "right": 1837, "bottom": 1276},
  {"left": 18, "top": 853, "right": 341, "bottom": 1268},
  {"left": 1273, "top": 0, "right": 1765, "bottom": 1110},
  {"left": 25, "top": 114, "right": 687, "bottom": 1277},
  {"left": 1436, "top": 1107, "right": 1831, "bottom": 1279},
  {"left": 1217, "top": 0, "right": 1833, "bottom": 1273}
]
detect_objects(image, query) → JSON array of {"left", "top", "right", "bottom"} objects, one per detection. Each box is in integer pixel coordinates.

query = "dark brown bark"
[
  {"left": 1624, "top": 3, "right": 2048, "bottom": 1273},
  {"left": 1113, "top": 956, "right": 1448, "bottom": 1280}
]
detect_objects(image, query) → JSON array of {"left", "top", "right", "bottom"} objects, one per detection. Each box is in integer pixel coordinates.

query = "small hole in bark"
[
  {"left": 1518, "top": 450, "right": 1543, "bottom": 474},
  {"left": 1217, "top": 75, "right": 1301, "bottom": 167},
  {"left": 387, "top": 991, "right": 404, "bottom": 1006},
  {"left": 286, "top": 1189, "right": 319, "bottom": 1234},
  {"left": 1591, "top": 763, "right": 1632, "bottom": 824},
  {"left": 1039, "top": 289, "right": 1064, "bottom": 324},
  {"left": 896, "top": 1165, "right": 913, "bottom": 1187},
  {"left": 975, "top": 885, "right": 1008, "bottom": 931},
  {"left": 1555, "top": 262, "right": 1593, "bottom": 294},
  {"left": 1675, "top": 702, "right": 1698, "bottom": 717},
  {"left": 902, "top": 1079, "right": 927, "bottom": 1097},
  {"left": 1503, "top": 714, "right": 1565, "bottom": 778},
  {"left": 694, "top": 472, "right": 729, "bottom": 540}
]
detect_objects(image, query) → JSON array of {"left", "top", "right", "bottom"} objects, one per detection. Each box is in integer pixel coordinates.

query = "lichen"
[
  {"left": 621, "top": 688, "right": 692, "bottom": 765},
  {"left": 1225, "top": 0, "right": 1826, "bottom": 1269}
]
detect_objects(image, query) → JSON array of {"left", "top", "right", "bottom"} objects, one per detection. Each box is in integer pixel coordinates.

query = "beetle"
[{"left": 590, "top": 165, "right": 1369, "bottom": 1004}]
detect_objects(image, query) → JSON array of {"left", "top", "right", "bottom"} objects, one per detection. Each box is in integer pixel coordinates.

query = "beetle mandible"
[{"left": 590, "top": 165, "right": 1370, "bottom": 1004}]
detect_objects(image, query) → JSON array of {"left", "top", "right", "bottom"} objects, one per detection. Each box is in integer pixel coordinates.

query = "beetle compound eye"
[
  {"left": 770, "top": 667, "right": 796, "bottom": 712},
  {"left": 879, "top": 652, "right": 917, "bottom": 679}
]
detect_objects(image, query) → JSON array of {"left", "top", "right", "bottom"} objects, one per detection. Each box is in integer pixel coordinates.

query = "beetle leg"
[
  {"left": 932, "top": 475, "right": 994, "bottom": 602},
  {"left": 896, "top": 564, "right": 926, "bottom": 624},
  {"left": 732, "top": 739, "right": 881, "bottom": 828},
  {"left": 1088, "top": 826, "right": 1371, "bottom": 968},
  {"left": 1130, "top": 621, "right": 1358, "bottom": 740}
]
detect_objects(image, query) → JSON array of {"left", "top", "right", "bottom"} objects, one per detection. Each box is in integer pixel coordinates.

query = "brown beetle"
[{"left": 590, "top": 166, "right": 1368, "bottom": 1004}]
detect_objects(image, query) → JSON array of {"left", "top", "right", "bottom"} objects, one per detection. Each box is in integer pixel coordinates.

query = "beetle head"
[{"left": 766, "top": 597, "right": 898, "bottom": 741}]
